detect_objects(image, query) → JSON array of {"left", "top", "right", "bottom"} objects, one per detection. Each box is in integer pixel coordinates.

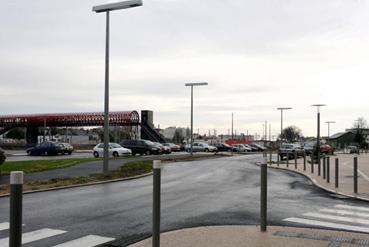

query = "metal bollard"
[
  {"left": 335, "top": 158, "right": 339, "bottom": 188},
  {"left": 277, "top": 152, "right": 280, "bottom": 167},
  {"left": 286, "top": 153, "right": 289, "bottom": 168},
  {"left": 303, "top": 153, "right": 306, "bottom": 171},
  {"left": 310, "top": 154, "right": 314, "bottom": 173},
  {"left": 153, "top": 160, "right": 161, "bottom": 247},
  {"left": 294, "top": 151, "right": 297, "bottom": 169},
  {"left": 260, "top": 155, "right": 267, "bottom": 232},
  {"left": 10, "top": 171, "right": 23, "bottom": 247},
  {"left": 269, "top": 148, "right": 272, "bottom": 166},
  {"left": 318, "top": 151, "right": 321, "bottom": 176},
  {"left": 354, "top": 156, "right": 358, "bottom": 194},
  {"left": 326, "top": 156, "right": 330, "bottom": 183},
  {"left": 322, "top": 154, "right": 326, "bottom": 179}
]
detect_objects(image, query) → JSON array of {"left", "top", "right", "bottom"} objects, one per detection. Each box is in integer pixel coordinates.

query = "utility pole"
[{"left": 231, "top": 112, "right": 234, "bottom": 140}]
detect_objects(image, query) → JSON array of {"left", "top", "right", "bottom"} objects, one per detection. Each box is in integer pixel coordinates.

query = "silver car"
[{"left": 185, "top": 142, "right": 217, "bottom": 152}]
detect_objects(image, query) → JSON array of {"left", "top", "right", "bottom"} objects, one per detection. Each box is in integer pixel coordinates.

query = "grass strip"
[
  {"left": 0, "top": 158, "right": 99, "bottom": 175},
  {"left": 0, "top": 160, "right": 152, "bottom": 194}
]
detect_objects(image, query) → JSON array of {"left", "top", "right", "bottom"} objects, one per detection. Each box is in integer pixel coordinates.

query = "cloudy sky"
[{"left": 1, "top": 0, "right": 369, "bottom": 137}]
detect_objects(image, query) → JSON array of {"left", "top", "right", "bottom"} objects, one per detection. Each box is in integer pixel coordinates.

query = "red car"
[{"left": 321, "top": 144, "right": 334, "bottom": 155}]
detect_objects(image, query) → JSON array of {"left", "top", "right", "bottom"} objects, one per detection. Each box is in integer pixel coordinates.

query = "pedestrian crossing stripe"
[
  {"left": 0, "top": 222, "right": 9, "bottom": 231},
  {"left": 283, "top": 217, "right": 369, "bottom": 233},
  {"left": 0, "top": 228, "right": 66, "bottom": 247},
  {"left": 335, "top": 204, "right": 369, "bottom": 212},
  {"left": 303, "top": 212, "right": 369, "bottom": 225},
  {"left": 320, "top": 209, "right": 369, "bottom": 219},
  {"left": 52, "top": 235, "right": 115, "bottom": 247}
]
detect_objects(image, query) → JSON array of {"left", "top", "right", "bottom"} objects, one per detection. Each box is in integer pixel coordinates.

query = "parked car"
[
  {"left": 0, "top": 148, "right": 6, "bottom": 165},
  {"left": 93, "top": 143, "right": 131, "bottom": 158},
  {"left": 163, "top": 143, "right": 181, "bottom": 152},
  {"left": 249, "top": 143, "right": 266, "bottom": 152},
  {"left": 242, "top": 144, "right": 253, "bottom": 152},
  {"left": 120, "top": 139, "right": 161, "bottom": 155},
  {"left": 232, "top": 144, "right": 249, "bottom": 152},
  {"left": 26, "top": 142, "right": 63, "bottom": 156},
  {"left": 279, "top": 143, "right": 305, "bottom": 160},
  {"left": 153, "top": 142, "right": 171, "bottom": 154},
  {"left": 214, "top": 143, "right": 232, "bottom": 152},
  {"left": 347, "top": 145, "right": 359, "bottom": 154},
  {"left": 59, "top": 143, "right": 74, "bottom": 155},
  {"left": 185, "top": 142, "right": 218, "bottom": 153},
  {"left": 303, "top": 143, "right": 315, "bottom": 155},
  {"left": 320, "top": 144, "right": 334, "bottom": 155}
]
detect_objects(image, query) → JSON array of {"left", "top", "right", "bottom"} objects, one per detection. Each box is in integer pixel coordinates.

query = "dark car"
[
  {"left": 26, "top": 142, "right": 63, "bottom": 156},
  {"left": 0, "top": 148, "right": 6, "bottom": 165},
  {"left": 59, "top": 143, "right": 74, "bottom": 155},
  {"left": 163, "top": 143, "right": 181, "bottom": 152},
  {"left": 120, "top": 139, "right": 161, "bottom": 155},
  {"left": 249, "top": 143, "right": 266, "bottom": 152},
  {"left": 214, "top": 143, "right": 232, "bottom": 152}
]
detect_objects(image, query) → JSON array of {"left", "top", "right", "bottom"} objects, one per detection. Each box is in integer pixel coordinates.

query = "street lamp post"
[
  {"left": 312, "top": 104, "right": 326, "bottom": 165},
  {"left": 276, "top": 107, "right": 292, "bottom": 144},
  {"left": 93, "top": 0, "right": 142, "bottom": 175},
  {"left": 325, "top": 121, "right": 336, "bottom": 143},
  {"left": 185, "top": 82, "right": 208, "bottom": 155}
]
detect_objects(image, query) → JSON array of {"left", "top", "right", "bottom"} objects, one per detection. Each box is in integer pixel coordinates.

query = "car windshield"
[
  {"left": 110, "top": 143, "right": 122, "bottom": 148},
  {"left": 144, "top": 140, "right": 154, "bottom": 145}
]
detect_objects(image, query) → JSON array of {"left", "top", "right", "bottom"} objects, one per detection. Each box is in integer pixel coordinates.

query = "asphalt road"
[{"left": 0, "top": 155, "right": 368, "bottom": 247}]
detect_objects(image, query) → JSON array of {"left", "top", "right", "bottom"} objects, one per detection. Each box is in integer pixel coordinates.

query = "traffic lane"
[{"left": 0, "top": 155, "right": 364, "bottom": 247}]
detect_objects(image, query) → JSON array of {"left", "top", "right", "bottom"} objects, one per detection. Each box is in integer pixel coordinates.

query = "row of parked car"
[
  {"left": 26, "top": 142, "right": 74, "bottom": 156},
  {"left": 279, "top": 143, "right": 335, "bottom": 160},
  {"left": 92, "top": 140, "right": 182, "bottom": 157},
  {"left": 182, "top": 142, "right": 267, "bottom": 153}
]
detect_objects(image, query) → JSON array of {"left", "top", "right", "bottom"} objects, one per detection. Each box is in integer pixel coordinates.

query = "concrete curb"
[
  {"left": 255, "top": 161, "right": 369, "bottom": 203},
  {"left": 0, "top": 171, "right": 153, "bottom": 198}
]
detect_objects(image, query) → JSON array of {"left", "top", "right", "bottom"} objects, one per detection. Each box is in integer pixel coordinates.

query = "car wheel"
[
  {"left": 132, "top": 152, "right": 136, "bottom": 156},
  {"left": 44, "top": 151, "right": 48, "bottom": 156},
  {"left": 204, "top": 148, "right": 209, "bottom": 152},
  {"left": 68, "top": 151, "right": 72, "bottom": 155},
  {"left": 145, "top": 150, "right": 151, "bottom": 155},
  {"left": 93, "top": 151, "right": 99, "bottom": 158},
  {"left": 27, "top": 150, "right": 32, "bottom": 156},
  {"left": 113, "top": 151, "right": 119, "bottom": 157}
]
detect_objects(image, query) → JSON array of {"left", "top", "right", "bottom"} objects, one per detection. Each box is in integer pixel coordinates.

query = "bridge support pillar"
[{"left": 26, "top": 127, "right": 38, "bottom": 146}]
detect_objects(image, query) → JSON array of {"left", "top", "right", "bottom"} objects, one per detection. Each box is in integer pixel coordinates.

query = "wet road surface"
[{"left": 0, "top": 155, "right": 367, "bottom": 246}]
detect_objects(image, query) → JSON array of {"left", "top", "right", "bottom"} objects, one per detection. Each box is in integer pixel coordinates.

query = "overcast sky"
[{"left": 1, "top": 0, "right": 369, "bottom": 137}]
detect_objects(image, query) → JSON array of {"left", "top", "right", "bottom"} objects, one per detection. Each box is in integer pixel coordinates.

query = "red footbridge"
[{"left": 0, "top": 110, "right": 164, "bottom": 144}]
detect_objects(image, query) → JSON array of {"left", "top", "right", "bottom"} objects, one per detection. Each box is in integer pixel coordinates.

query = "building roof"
[{"left": 330, "top": 131, "right": 354, "bottom": 139}]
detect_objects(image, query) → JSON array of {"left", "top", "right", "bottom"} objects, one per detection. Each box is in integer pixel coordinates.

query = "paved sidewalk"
[
  {"left": 128, "top": 225, "right": 369, "bottom": 247},
  {"left": 268, "top": 153, "right": 369, "bottom": 201}
]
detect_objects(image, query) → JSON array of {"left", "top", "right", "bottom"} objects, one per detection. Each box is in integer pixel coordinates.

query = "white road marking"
[
  {"left": 0, "top": 222, "right": 9, "bottom": 231},
  {"left": 283, "top": 217, "right": 369, "bottom": 233},
  {"left": 0, "top": 222, "right": 25, "bottom": 231},
  {"left": 304, "top": 212, "right": 369, "bottom": 225},
  {"left": 335, "top": 204, "right": 369, "bottom": 212},
  {"left": 0, "top": 228, "right": 66, "bottom": 247},
  {"left": 52, "top": 235, "right": 115, "bottom": 247},
  {"left": 320, "top": 209, "right": 369, "bottom": 218}
]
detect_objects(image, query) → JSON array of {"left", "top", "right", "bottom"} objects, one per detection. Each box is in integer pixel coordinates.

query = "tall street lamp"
[
  {"left": 325, "top": 121, "right": 335, "bottom": 143},
  {"left": 312, "top": 104, "right": 326, "bottom": 165},
  {"left": 185, "top": 82, "right": 208, "bottom": 155},
  {"left": 277, "top": 107, "right": 292, "bottom": 144},
  {"left": 93, "top": 0, "right": 142, "bottom": 175}
]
